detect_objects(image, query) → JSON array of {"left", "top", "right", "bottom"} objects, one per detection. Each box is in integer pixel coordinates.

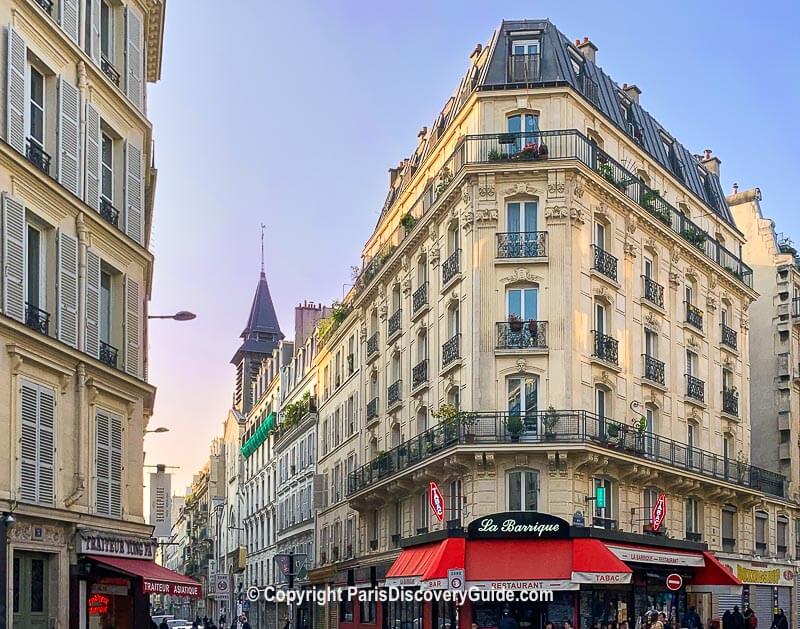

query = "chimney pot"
[
  {"left": 704, "top": 149, "right": 712, "bottom": 160},
  {"left": 732, "top": 183, "right": 739, "bottom": 193},
  {"left": 701, "top": 149, "right": 721, "bottom": 177},
  {"left": 576, "top": 37, "right": 598, "bottom": 64},
  {"left": 622, "top": 84, "right": 641, "bottom": 104}
]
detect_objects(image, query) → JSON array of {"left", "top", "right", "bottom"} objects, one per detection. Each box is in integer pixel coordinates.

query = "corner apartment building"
[
  {"left": 0, "top": 0, "right": 166, "bottom": 626},
  {"left": 310, "top": 19, "right": 800, "bottom": 629}
]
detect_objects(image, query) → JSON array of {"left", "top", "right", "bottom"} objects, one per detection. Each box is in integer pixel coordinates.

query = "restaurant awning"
[
  {"left": 687, "top": 552, "right": 743, "bottom": 594},
  {"left": 385, "top": 538, "right": 465, "bottom": 589},
  {"left": 88, "top": 555, "right": 203, "bottom": 599}
]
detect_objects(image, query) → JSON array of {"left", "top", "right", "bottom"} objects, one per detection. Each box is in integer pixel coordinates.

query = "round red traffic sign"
[{"left": 666, "top": 573, "right": 683, "bottom": 591}]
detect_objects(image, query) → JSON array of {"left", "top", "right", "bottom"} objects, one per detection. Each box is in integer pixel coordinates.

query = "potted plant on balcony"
[
  {"left": 631, "top": 414, "right": 647, "bottom": 454},
  {"left": 515, "top": 143, "right": 539, "bottom": 161},
  {"left": 605, "top": 422, "right": 621, "bottom": 447},
  {"left": 400, "top": 212, "right": 417, "bottom": 232},
  {"left": 735, "top": 450, "right": 748, "bottom": 482},
  {"left": 460, "top": 410, "right": 478, "bottom": 444},
  {"left": 508, "top": 313, "right": 523, "bottom": 332},
  {"left": 680, "top": 225, "right": 707, "bottom": 250},
  {"left": 542, "top": 405, "right": 559, "bottom": 440},
  {"left": 537, "top": 143, "right": 549, "bottom": 160},
  {"left": 527, "top": 319, "right": 539, "bottom": 338},
  {"left": 488, "top": 149, "right": 509, "bottom": 161},
  {"left": 506, "top": 413, "right": 524, "bottom": 442},
  {"left": 435, "top": 168, "right": 453, "bottom": 198}
]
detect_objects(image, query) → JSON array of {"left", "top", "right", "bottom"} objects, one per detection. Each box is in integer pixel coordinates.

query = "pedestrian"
[
  {"left": 565, "top": 621, "right": 574, "bottom": 629},
  {"left": 771, "top": 609, "right": 788, "bottom": 629},
  {"left": 284, "top": 615, "right": 291, "bottom": 629},
  {"left": 219, "top": 612, "right": 227, "bottom": 629},
  {"left": 192, "top": 621, "right": 199, "bottom": 629},
  {"left": 499, "top": 609, "right": 519, "bottom": 629},
  {"left": 159, "top": 618, "right": 170, "bottom": 629},
  {"left": 240, "top": 615, "right": 253, "bottom": 629},
  {"left": 150, "top": 617, "right": 159, "bottom": 629},
  {"left": 744, "top": 607, "right": 757, "bottom": 629},
  {"left": 723, "top": 610, "right": 732, "bottom": 629},
  {"left": 651, "top": 613, "right": 666, "bottom": 629},
  {"left": 732, "top": 606, "right": 745, "bottom": 629},
  {"left": 686, "top": 606, "right": 703, "bottom": 629}
]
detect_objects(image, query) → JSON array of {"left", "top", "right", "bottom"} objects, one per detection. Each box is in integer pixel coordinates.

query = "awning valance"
[
  {"left": 241, "top": 411, "right": 275, "bottom": 458},
  {"left": 88, "top": 555, "right": 203, "bottom": 599}
]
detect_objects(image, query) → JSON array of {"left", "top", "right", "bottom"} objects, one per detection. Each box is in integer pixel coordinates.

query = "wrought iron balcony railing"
[
  {"left": 721, "top": 323, "right": 737, "bottom": 350},
  {"left": 347, "top": 410, "right": 786, "bottom": 498},
  {"left": 387, "top": 309, "right": 401, "bottom": 339},
  {"left": 592, "top": 331, "right": 618, "bottom": 365},
  {"left": 793, "top": 297, "right": 800, "bottom": 318},
  {"left": 642, "top": 276, "right": 664, "bottom": 308},
  {"left": 99, "top": 341, "right": 119, "bottom": 369},
  {"left": 442, "top": 250, "right": 460, "bottom": 285},
  {"left": 496, "top": 232, "right": 547, "bottom": 259},
  {"left": 686, "top": 374, "right": 705, "bottom": 402},
  {"left": 101, "top": 56, "right": 121, "bottom": 87},
  {"left": 412, "top": 359, "right": 428, "bottom": 389},
  {"left": 387, "top": 380, "right": 402, "bottom": 407},
  {"left": 685, "top": 302, "right": 704, "bottom": 331},
  {"left": 723, "top": 387, "right": 739, "bottom": 416},
  {"left": 496, "top": 321, "right": 547, "bottom": 350},
  {"left": 100, "top": 197, "right": 120, "bottom": 227},
  {"left": 686, "top": 532, "right": 703, "bottom": 543},
  {"left": 592, "top": 245, "right": 618, "bottom": 282},
  {"left": 34, "top": 0, "right": 53, "bottom": 14},
  {"left": 26, "top": 139, "right": 51, "bottom": 175},
  {"left": 442, "top": 333, "right": 460, "bottom": 367},
  {"left": 412, "top": 282, "right": 428, "bottom": 314},
  {"left": 507, "top": 53, "right": 541, "bottom": 83},
  {"left": 643, "top": 354, "right": 665, "bottom": 385},
  {"left": 25, "top": 302, "right": 50, "bottom": 335},
  {"left": 366, "top": 397, "right": 379, "bottom": 422},
  {"left": 366, "top": 332, "right": 379, "bottom": 359}
]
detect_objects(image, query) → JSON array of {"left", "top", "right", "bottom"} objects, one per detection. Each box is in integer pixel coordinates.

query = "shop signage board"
[
  {"left": 651, "top": 493, "right": 667, "bottom": 532},
  {"left": 721, "top": 560, "right": 796, "bottom": 587},
  {"left": 429, "top": 482, "right": 446, "bottom": 522},
  {"left": 667, "top": 573, "right": 683, "bottom": 591},
  {"left": 606, "top": 545, "right": 704, "bottom": 567},
  {"left": 213, "top": 574, "right": 230, "bottom": 600},
  {"left": 467, "top": 512, "right": 571, "bottom": 539},
  {"left": 466, "top": 579, "right": 579, "bottom": 591},
  {"left": 143, "top": 580, "right": 202, "bottom": 598},
  {"left": 78, "top": 530, "right": 157, "bottom": 560}
]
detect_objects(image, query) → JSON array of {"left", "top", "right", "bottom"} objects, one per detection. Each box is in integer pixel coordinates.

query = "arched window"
[
  {"left": 507, "top": 469, "right": 539, "bottom": 511},
  {"left": 507, "top": 112, "right": 539, "bottom": 154},
  {"left": 416, "top": 407, "right": 428, "bottom": 435},
  {"left": 447, "top": 221, "right": 460, "bottom": 256},
  {"left": 446, "top": 386, "right": 460, "bottom": 409},
  {"left": 391, "top": 422, "right": 401, "bottom": 449}
]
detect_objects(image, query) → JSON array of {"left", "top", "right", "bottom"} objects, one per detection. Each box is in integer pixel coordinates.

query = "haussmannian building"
[{"left": 0, "top": 0, "right": 169, "bottom": 626}]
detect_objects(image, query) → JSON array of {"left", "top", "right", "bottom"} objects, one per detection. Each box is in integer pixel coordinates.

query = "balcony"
[
  {"left": 442, "top": 250, "right": 460, "bottom": 285},
  {"left": 592, "top": 517, "right": 617, "bottom": 530},
  {"left": 643, "top": 354, "right": 665, "bottom": 386},
  {"left": 24, "top": 303, "right": 50, "bottom": 335},
  {"left": 26, "top": 139, "right": 51, "bottom": 176},
  {"left": 442, "top": 334, "right": 460, "bottom": 367},
  {"left": 793, "top": 297, "right": 800, "bottom": 318},
  {"left": 722, "top": 387, "right": 739, "bottom": 417},
  {"left": 412, "top": 282, "right": 428, "bottom": 315},
  {"left": 686, "top": 374, "right": 705, "bottom": 403},
  {"left": 347, "top": 410, "right": 786, "bottom": 498},
  {"left": 592, "top": 331, "right": 619, "bottom": 365},
  {"left": 412, "top": 359, "right": 428, "bottom": 389},
  {"left": 686, "top": 532, "right": 703, "bottom": 543},
  {"left": 721, "top": 323, "right": 737, "bottom": 350},
  {"left": 387, "top": 380, "right": 402, "bottom": 408},
  {"left": 99, "top": 341, "right": 119, "bottom": 369},
  {"left": 366, "top": 397, "right": 379, "bottom": 423},
  {"left": 592, "top": 246, "right": 618, "bottom": 282},
  {"left": 387, "top": 309, "right": 401, "bottom": 340},
  {"left": 101, "top": 56, "right": 121, "bottom": 87},
  {"left": 685, "top": 302, "right": 703, "bottom": 331},
  {"left": 34, "top": 0, "right": 53, "bottom": 14},
  {"left": 496, "top": 321, "right": 548, "bottom": 350},
  {"left": 100, "top": 197, "right": 120, "bottom": 227},
  {"left": 496, "top": 232, "right": 547, "bottom": 259},
  {"left": 507, "top": 53, "right": 541, "bottom": 83},
  {"left": 642, "top": 276, "right": 664, "bottom": 308},
  {"left": 366, "top": 332, "right": 379, "bottom": 360}
]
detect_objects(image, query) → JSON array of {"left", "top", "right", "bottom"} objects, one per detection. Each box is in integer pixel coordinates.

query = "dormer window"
[{"left": 508, "top": 39, "right": 540, "bottom": 82}]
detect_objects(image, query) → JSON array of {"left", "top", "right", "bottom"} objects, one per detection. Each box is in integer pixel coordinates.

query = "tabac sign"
[
  {"left": 78, "top": 530, "right": 157, "bottom": 560},
  {"left": 467, "top": 512, "right": 570, "bottom": 539}
]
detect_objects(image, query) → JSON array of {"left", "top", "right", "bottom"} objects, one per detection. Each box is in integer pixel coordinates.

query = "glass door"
[
  {"left": 13, "top": 552, "right": 49, "bottom": 629},
  {"left": 507, "top": 376, "right": 538, "bottom": 437}
]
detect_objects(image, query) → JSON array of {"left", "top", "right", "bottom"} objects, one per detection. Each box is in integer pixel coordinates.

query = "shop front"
[
  {"left": 70, "top": 529, "right": 202, "bottom": 628},
  {"left": 716, "top": 559, "right": 796, "bottom": 625},
  {"left": 383, "top": 513, "right": 741, "bottom": 629}
]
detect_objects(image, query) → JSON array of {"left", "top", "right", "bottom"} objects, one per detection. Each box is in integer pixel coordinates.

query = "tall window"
[
  {"left": 593, "top": 477, "right": 613, "bottom": 525},
  {"left": 685, "top": 283, "right": 694, "bottom": 307},
  {"left": 29, "top": 67, "right": 45, "bottom": 147},
  {"left": 507, "top": 286, "right": 538, "bottom": 321},
  {"left": 19, "top": 379, "right": 55, "bottom": 506},
  {"left": 594, "top": 302, "right": 607, "bottom": 336},
  {"left": 100, "top": 270, "right": 112, "bottom": 345},
  {"left": 755, "top": 511, "right": 768, "bottom": 554},
  {"left": 100, "top": 0, "right": 113, "bottom": 60},
  {"left": 507, "top": 112, "right": 539, "bottom": 151},
  {"left": 595, "top": 386, "right": 608, "bottom": 419},
  {"left": 417, "top": 254, "right": 427, "bottom": 286},
  {"left": 507, "top": 470, "right": 538, "bottom": 511},
  {"left": 448, "top": 304, "right": 460, "bottom": 338},
  {"left": 643, "top": 487, "right": 661, "bottom": 528},
  {"left": 417, "top": 493, "right": 428, "bottom": 531},
  {"left": 449, "top": 479, "right": 462, "bottom": 523},
  {"left": 777, "top": 515, "right": 788, "bottom": 555},
  {"left": 686, "top": 349, "right": 697, "bottom": 376},
  {"left": 447, "top": 222, "right": 459, "bottom": 256},
  {"left": 594, "top": 222, "right": 606, "bottom": 251},
  {"left": 417, "top": 329, "right": 427, "bottom": 362},
  {"left": 26, "top": 225, "right": 44, "bottom": 310},
  {"left": 506, "top": 201, "right": 538, "bottom": 234},
  {"left": 644, "top": 405, "right": 656, "bottom": 455},
  {"left": 686, "top": 497, "right": 701, "bottom": 539},
  {"left": 644, "top": 329, "right": 658, "bottom": 359},
  {"left": 644, "top": 255, "right": 655, "bottom": 280},
  {"left": 416, "top": 408, "right": 427, "bottom": 434},
  {"left": 721, "top": 305, "right": 730, "bottom": 328},
  {"left": 507, "top": 376, "right": 538, "bottom": 421}
]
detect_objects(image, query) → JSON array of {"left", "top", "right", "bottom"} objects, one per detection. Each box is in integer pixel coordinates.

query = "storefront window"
[
  {"left": 433, "top": 599, "right": 457, "bottom": 629},
  {"left": 384, "top": 599, "right": 422, "bottom": 629},
  {"left": 360, "top": 600, "right": 377, "bottom": 625},
  {"left": 474, "top": 592, "right": 575, "bottom": 629},
  {"left": 340, "top": 595, "right": 354, "bottom": 623}
]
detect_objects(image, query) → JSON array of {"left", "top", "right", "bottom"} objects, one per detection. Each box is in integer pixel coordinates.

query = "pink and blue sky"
[{"left": 143, "top": 0, "right": 800, "bottom": 494}]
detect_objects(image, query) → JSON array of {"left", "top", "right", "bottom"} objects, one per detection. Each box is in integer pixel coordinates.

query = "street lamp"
[
  {"left": 148, "top": 310, "right": 196, "bottom": 321},
  {"left": 146, "top": 427, "right": 170, "bottom": 434}
]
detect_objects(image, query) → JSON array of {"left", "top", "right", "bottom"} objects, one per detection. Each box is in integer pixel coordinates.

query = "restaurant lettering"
[
  {"left": 79, "top": 531, "right": 156, "bottom": 559},
  {"left": 467, "top": 511, "right": 570, "bottom": 539},
  {"left": 736, "top": 566, "right": 780, "bottom": 585},
  {"left": 143, "top": 580, "right": 202, "bottom": 598}
]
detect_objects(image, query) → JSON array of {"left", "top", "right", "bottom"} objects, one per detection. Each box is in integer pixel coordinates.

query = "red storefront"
[{"left": 380, "top": 512, "right": 741, "bottom": 629}]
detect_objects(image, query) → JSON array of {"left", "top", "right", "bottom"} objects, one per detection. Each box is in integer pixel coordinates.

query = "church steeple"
[{"left": 231, "top": 229, "right": 283, "bottom": 414}]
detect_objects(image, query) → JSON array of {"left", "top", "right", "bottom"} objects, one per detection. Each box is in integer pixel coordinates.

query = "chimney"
[
  {"left": 701, "top": 148, "right": 721, "bottom": 177},
  {"left": 622, "top": 83, "right": 641, "bottom": 105},
  {"left": 388, "top": 166, "right": 400, "bottom": 187},
  {"left": 577, "top": 36, "right": 597, "bottom": 64},
  {"left": 470, "top": 43, "right": 482, "bottom": 64}
]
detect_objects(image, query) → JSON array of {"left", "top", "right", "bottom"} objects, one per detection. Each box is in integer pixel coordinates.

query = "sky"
[{"left": 142, "top": 0, "right": 800, "bottom": 498}]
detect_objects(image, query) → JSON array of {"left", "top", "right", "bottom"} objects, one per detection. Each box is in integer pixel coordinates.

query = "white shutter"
[
  {"left": 124, "top": 276, "right": 140, "bottom": 377},
  {"left": 6, "top": 27, "right": 25, "bottom": 154},
  {"left": 85, "top": 249, "right": 101, "bottom": 359},
  {"left": 88, "top": 0, "right": 101, "bottom": 65},
  {"left": 95, "top": 409, "right": 110, "bottom": 515},
  {"left": 2, "top": 193, "right": 25, "bottom": 322},
  {"left": 124, "top": 6, "right": 143, "bottom": 109},
  {"left": 57, "top": 77, "right": 81, "bottom": 196},
  {"left": 19, "top": 380, "right": 38, "bottom": 503},
  {"left": 57, "top": 231, "right": 79, "bottom": 348},
  {"left": 19, "top": 379, "right": 55, "bottom": 506},
  {"left": 109, "top": 413, "right": 123, "bottom": 517},
  {"left": 84, "top": 102, "right": 101, "bottom": 212},
  {"left": 124, "top": 141, "right": 142, "bottom": 244},
  {"left": 59, "top": 0, "right": 79, "bottom": 43}
]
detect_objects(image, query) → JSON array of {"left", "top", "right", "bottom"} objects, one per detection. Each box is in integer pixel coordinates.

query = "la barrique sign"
[{"left": 467, "top": 512, "right": 570, "bottom": 539}]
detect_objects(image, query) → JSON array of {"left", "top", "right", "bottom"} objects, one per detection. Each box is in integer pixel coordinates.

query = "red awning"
[
  {"left": 466, "top": 539, "right": 630, "bottom": 590},
  {"left": 605, "top": 543, "right": 706, "bottom": 567},
  {"left": 88, "top": 555, "right": 203, "bottom": 599},
  {"left": 385, "top": 539, "right": 465, "bottom": 589},
  {"left": 689, "top": 552, "right": 743, "bottom": 592}
]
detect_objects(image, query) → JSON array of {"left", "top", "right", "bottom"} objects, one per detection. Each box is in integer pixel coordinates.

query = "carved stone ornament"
[
  {"left": 461, "top": 183, "right": 472, "bottom": 205},
  {"left": 644, "top": 311, "right": 661, "bottom": 331},
  {"left": 593, "top": 285, "right": 614, "bottom": 305},
  {"left": 500, "top": 268, "right": 544, "bottom": 285},
  {"left": 8, "top": 521, "right": 66, "bottom": 545},
  {"left": 623, "top": 242, "right": 638, "bottom": 259},
  {"left": 600, "top": 370, "right": 611, "bottom": 385},
  {"left": 359, "top": 322, "right": 367, "bottom": 340},
  {"left": 547, "top": 182, "right": 565, "bottom": 197},
  {"left": 570, "top": 207, "right": 587, "bottom": 225},
  {"left": 401, "top": 276, "right": 411, "bottom": 296},
  {"left": 516, "top": 359, "right": 527, "bottom": 373},
  {"left": 462, "top": 212, "right": 474, "bottom": 233},
  {"left": 625, "top": 212, "right": 638, "bottom": 235},
  {"left": 688, "top": 335, "right": 700, "bottom": 349},
  {"left": 573, "top": 176, "right": 585, "bottom": 199},
  {"left": 504, "top": 182, "right": 539, "bottom": 197},
  {"left": 429, "top": 246, "right": 441, "bottom": 267},
  {"left": 670, "top": 243, "right": 681, "bottom": 263},
  {"left": 594, "top": 203, "right": 610, "bottom": 221},
  {"left": 643, "top": 237, "right": 657, "bottom": 252},
  {"left": 479, "top": 183, "right": 495, "bottom": 200},
  {"left": 706, "top": 295, "right": 718, "bottom": 311},
  {"left": 544, "top": 206, "right": 569, "bottom": 222},
  {"left": 669, "top": 271, "right": 681, "bottom": 287},
  {"left": 476, "top": 207, "right": 499, "bottom": 223},
  {"left": 740, "top": 316, "right": 749, "bottom": 331}
]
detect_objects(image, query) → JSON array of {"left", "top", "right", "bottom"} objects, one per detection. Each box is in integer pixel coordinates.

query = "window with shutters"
[
  {"left": 25, "top": 63, "right": 54, "bottom": 176},
  {"left": 19, "top": 379, "right": 55, "bottom": 506},
  {"left": 21, "top": 214, "right": 55, "bottom": 337},
  {"left": 95, "top": 408, "right": 123, "bottom": 517}
]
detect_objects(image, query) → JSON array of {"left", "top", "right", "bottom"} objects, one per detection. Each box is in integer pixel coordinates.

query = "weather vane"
[{"left": 260, "top": 223, "right": 266, "bottom": 274}]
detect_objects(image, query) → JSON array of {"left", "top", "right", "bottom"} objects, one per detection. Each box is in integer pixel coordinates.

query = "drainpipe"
[{"left": 65, "top": 362, "right": 87, "bottom": 507}]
